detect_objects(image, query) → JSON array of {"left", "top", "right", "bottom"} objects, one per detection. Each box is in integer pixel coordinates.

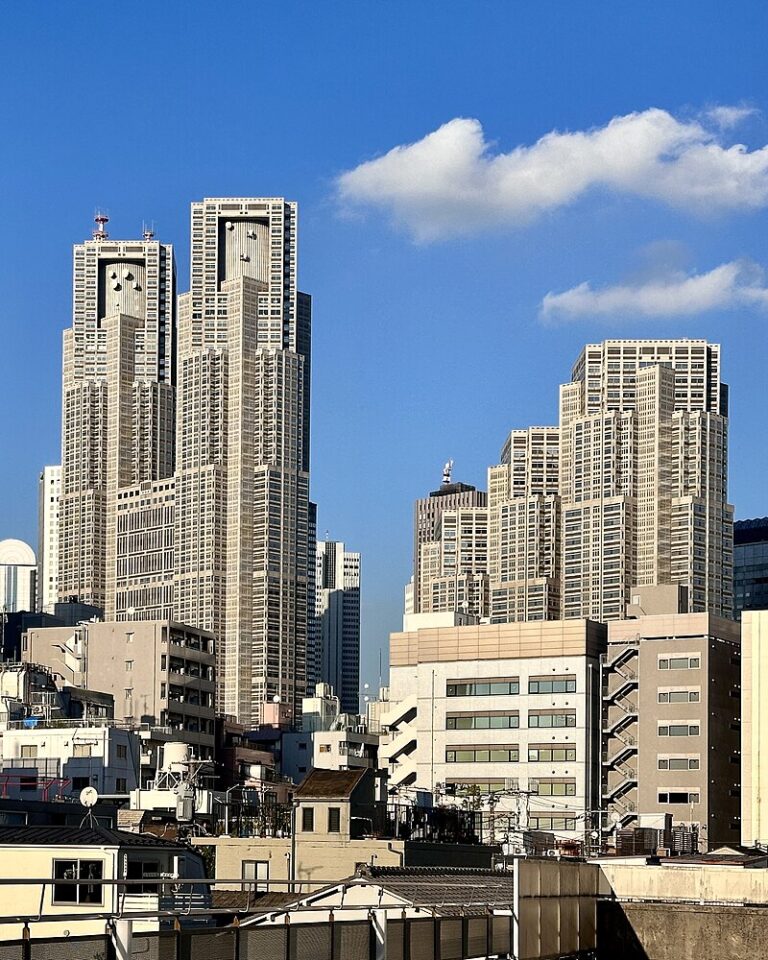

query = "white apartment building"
[
  {"left": 37, "top": 466, "right": 61, "bottom": 613},
  {"left": 381, "top": 620, "right": 605, "bottom": 841},
  {"left": 0, "top": 723, "right": 139, "bottom": 800},
  {"left": 742, "top": 611, "right": 768, "bottom": 848}
]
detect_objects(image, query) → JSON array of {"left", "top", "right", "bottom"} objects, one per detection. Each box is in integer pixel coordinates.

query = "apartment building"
[
  {"left": 23, "top": 620, "right": 215, "bottom": 758},
  {"left": 603, "top": 604, "right": 741, "bottom": 849},
  {"left": 381, "top": 619, "right": 606, "bottom": 841}
]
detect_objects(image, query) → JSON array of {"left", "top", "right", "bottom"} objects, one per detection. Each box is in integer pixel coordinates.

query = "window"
[
  {"left": 125, "top": 660, "right": 134, "bottom": 671},
  {"left": 116, "top": 778, "right": 128, "bottom": 792},
  {"left": 298, "top": 742, "right": 308, "bottom": 751},
  {"left": 528, "top": 677, "right": 576, "bottom": 694},
  {"left": 658, "top": 690, "right": 700, "bottom": 703},
  {"left": 659, "top": 724, "right": 700, "bottom": 737},
  {"left": 446, "top": 714, "right": 519, "bottom": 730},
  {"left": 242, "top": 860, "right": 269, "bottom": 892},
  {"left": 528, "top": 745, "right": 576, "bottom": 762},
  {"left": 528, "top": 712, "right": 576, "bottom": 728},
  {"left": 529, "top": 816, "right": 576, "bottom": 831},
  {"left": 73, "top": 743, "right": 93, "bottom": 758},
  {"left": 126, "top": 860, "right": 160, "bottom": 895},
  {"left": 658, "top": 757, "right": 700, "bottom": 771},
  {"left": 328, "top": 807, "right": 341, "bottom": 833},
  {"left": 20, "top": 775, "right": 37, "bottom": 791},
  {"left": 318, "top": 744, "right": 331, "bottom": 753},
  {"left": 116, "top": 744, "right": 128, "bottom": 760},
  {"left": 302, "top": 807, "right": 315, "bottom": 832},
  {"left": 658, "top": 792, "right": 700, "bottom": 804},
  {"left": 534, "top": 781, "right": 576, "bottom": 796},
  {"left": 445, "top": 745, "right": 519, "bottom": 763},
  {"left": 20, "top": 745, "right": 37, "bottom": 759},
  {"left": 447, "top": 679, "right": 519, "bottom": 697},
  {"left": 72, "top": 777, "right": 90, "bottom": 791},
  {"left": 53, "top": 859, "right": 103, "bottom": 905},
  {"left": 658, "top": 656, "right": 700, "bottom": 670}
]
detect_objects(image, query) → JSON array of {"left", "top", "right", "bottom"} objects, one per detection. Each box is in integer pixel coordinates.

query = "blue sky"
[{"left": 1, "top": 1, "right": 767, "bottom": 689}]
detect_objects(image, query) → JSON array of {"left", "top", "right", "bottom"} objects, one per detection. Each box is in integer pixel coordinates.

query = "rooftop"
[
  {"left": 293, "top": 767, "right": 368, "bottom": 800},
  {"left": 0, "top": 824, "right": 185, "bottom": 848}
]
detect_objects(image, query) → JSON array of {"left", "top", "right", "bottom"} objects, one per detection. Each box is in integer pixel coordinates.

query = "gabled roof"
[
  {"left": 293, "top": 768, "right": 368, "bottom": 800},
  {"left": 241, "top": 866, "right": 516, "bottom": 924},
  {"left": 0, "top": 825, "right": 184, "bottom": 848}
]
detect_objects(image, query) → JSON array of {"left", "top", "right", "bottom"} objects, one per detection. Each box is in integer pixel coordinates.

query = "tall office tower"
[
  {"left": 488, "top": 427, "right": 561, "bottom": 623},
  {"left": 559, "top": 340, "right": 732, "bottom": 621},
  {"left": 314, "top": 540, "right": 361, "bottom": 714},
  {"left": 58, "top": 217, "right": 175, "bottom": 612},
  {"left": 411, "top": 464, "right": 487, "bottom": 616},
  {"left": 37, "top": 466, "right": 61, "bottom": 612},
  {"left": 0, "top": 540, "right": 37, "bottom": 612},
  {"left": 733, "top": 518, "right": 768, "bottom": 618},
  {"left": 174, "top": 198, "right": 311, "bottom": 726}
]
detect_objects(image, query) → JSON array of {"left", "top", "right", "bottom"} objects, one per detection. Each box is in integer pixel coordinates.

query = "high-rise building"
[
  {"left": 56, "top": 200, "right": 313, "bottom": 728},
  {"left": 411, "top": 464, "right": 488, "bottom": 618},
  {"left": 173, "top": 198, "right": 311, "bottom": 726},
  {"left": 560, "top": 340, "right": 732, "bottom": 621},
  {"left": 0, "top": 540, "right": 36, "bottom": 613},
  {"left": 314, "top": 541, "right": 361, "bottom": 714},
  {"left": 37, "top": 466, "right": 61, "bottom": 612},
  {"left": 488, "top": 427, "right": 560, "bottom": 623},
  {"left": 58, "top": 217, "right": 175, "bottom": 613},
  {"left": 485, "top": 340, "right": 733, "bottom": 624},
  {"left": 734, "top": 518, "right": 768, "bottom": 619}
]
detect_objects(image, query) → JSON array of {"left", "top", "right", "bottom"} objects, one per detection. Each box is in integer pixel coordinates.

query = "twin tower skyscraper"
[{"left": 58, "top": 200, "right": 312, "bottom": 726}]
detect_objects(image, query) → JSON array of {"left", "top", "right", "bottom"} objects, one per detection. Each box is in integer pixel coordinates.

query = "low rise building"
[
  {"left": 381, "top": 619, "right": 606, "bottom": 844},
  {"left": 603, "top": 610, "right": 741, "bottom": 849},
  {"left": 23, "top": 619, "right": 216, "bottom": 759},
  {"left": 195, "top": 768, "right": 496, "bottom": 893}
]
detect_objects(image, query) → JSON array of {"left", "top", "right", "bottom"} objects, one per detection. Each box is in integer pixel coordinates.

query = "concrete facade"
[
  {"left": 37, "top": 466, "right": 61, "bottom": 613},
  {"left": 382, "top": 620, "right": 605, "bottom": 842},
  {"left": 314, "top": 541, "right": 361, "bottom": 714},
  {"left": 603, "top": 612, "right": 741, "bottom": 848},
  {"left": 23, "top": 620, "right": 215, "bottom": 758},
  {"left": 0, "top": 539, "right": 36, "bottom": 614},
  {"left": 741, "top": 610, "right": 768, "bottom": 847}
]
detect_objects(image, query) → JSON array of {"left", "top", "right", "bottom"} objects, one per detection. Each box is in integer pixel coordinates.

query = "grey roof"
[
  {"left": 0, "top": 825, "right": 185, "bottom": 848},
  {"left": 359, "top": 866, "right": 515, "bottom": 912}
]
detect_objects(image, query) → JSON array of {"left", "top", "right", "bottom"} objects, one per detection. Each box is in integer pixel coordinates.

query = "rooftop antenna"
[
  {"left": 442, "top": 459, "right": 454, "bottom": 486},
  {"left": 142, "top": 220, "right": 155, "bottom": 241},
  {"left": 92, "top": 212, "right": 109, "bottom": 242}
]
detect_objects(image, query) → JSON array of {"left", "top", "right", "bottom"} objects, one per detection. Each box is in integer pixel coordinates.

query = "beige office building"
[
  {"left": 23, "top": 619, "right": 215, "bottom": 758},
  {"left": 603, "top": 606, "right": 741, "bottom": 848},
  {"left": 55, "top": 200, "right": 313, "bottom": 727},
  {"left": 411, "top": 472, "right": 488, "bottom": 618},
  {"left": 484, "top": 340, "right": 733, "bottom": 625},
  {"left": 58, "top": 218, "right": 175, "bottom": 613},
  {"left": 37, "top": 466, "right": 61, "bottom": 613}
]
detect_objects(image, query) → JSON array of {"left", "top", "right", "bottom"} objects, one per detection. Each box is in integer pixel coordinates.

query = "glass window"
[
  {"left": 328, "top": 808, "right": 341, "bottom": 833},
  {"left": 301, "top": 807, "right": 314, "bottom": 832},
  {"left": 53, "top": 859, "right": 103, "bottom": 905}
]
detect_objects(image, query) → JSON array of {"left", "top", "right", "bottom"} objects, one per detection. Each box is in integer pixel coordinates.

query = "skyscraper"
[
  {"left": 0, "top": 540, "right": 37, "bottom": 613},
  {"left": 733, "top": 518, "right": 768, "bottom": 618},
  {"left": 314, "top": 540, "right": 361, "bottom": 714},
  {"left": 411, "top": 464, "right": 488, "bottom": 618},
  {"left": 485, "top": 339, "right": 733, "bottom": 623},
  {"left": 57, "top": 200, "right": 312, "bottom": 727},
  {"left": 58, "top": 217, "right": 175, "bottom": 613},
  {"left": 37, "top": 465, "right": 61, "bottom": 613},
  {"left": 174, "top": 198, "right": 311, "bottom": 726}
]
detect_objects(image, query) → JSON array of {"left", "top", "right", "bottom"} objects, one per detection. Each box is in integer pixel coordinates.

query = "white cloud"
[
  {"left": 706, "top": 105, "right": 756, "bottom": 128},
  {"left": 540, "top": 260, "right": 768, "bottom": 322},
  {"left": 336, "top": 108, "right": 768, "bottom": 240}
]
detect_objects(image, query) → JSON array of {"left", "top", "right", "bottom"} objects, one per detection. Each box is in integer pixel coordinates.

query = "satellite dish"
[
  {"left": 80, "top": 787, "right": 99, "bottom": 808},
  {"left": 272, "top": 695, "right": 281, "bottom": 703}
]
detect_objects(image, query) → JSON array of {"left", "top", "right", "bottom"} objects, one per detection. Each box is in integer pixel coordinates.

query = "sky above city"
[{"left": 1, "top": 2, "right": 767, "bottom": 689}]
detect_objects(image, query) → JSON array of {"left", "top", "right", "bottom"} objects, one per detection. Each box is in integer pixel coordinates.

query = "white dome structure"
[
  {"left": 0, "top": 539, "right": 37, "bottom": 613},
  {"left": 0, "top": 539, "right": 36, "bottom": 566}
]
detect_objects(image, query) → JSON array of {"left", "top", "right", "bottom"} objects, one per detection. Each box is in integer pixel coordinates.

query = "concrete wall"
[{"left": 517, "top": 858, "right": 598, "bottom": 960}]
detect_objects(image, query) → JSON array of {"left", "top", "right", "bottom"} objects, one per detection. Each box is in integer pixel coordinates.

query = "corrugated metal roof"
[{"left": 293, "top": 768, "right": 367, "bottom": 799}]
